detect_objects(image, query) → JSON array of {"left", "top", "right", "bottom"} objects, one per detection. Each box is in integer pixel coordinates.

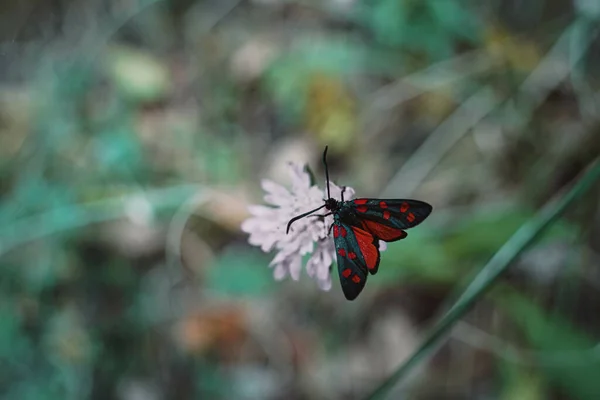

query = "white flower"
[{"left": 241, "top": 162, "right": 354, "bottom": 291}]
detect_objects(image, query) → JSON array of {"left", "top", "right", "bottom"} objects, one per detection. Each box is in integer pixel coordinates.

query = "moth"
[{"left": 286, "top": 147, "right": 432, "bottom": 300}]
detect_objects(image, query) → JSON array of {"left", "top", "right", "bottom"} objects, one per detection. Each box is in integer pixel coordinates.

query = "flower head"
[{"left": 241, "top": 162, "right": 353, "bottom": 291}]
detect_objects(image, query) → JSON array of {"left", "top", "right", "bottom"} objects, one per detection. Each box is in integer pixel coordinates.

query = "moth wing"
[
  {"left": 333, "top": 222, "right": 381, "bottom": 301},
  {"left": 351, "top": 199, "right": 432, "bottom": 240}
]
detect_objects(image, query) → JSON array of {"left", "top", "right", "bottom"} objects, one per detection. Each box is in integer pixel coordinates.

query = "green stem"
[
  {"left": 0, "top": 184, "right": 202, "bottom": 257},
  {"left": 366, "top": 159, "right": 600, "bottom": 400}
]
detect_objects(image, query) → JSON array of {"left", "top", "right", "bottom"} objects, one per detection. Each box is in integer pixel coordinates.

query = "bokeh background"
[{"left": 1, "top": 0, "right": 600, "bottom": 399}]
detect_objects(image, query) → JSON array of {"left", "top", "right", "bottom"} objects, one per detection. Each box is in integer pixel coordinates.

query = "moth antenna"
[
  {"left": 286, "top": 204, "right": 326, "bottom": 234},
  {"left": 323, "top": 146, "right": 331, "bottom": 200}
]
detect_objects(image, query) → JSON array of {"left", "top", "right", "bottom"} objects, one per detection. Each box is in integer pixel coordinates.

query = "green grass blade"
[
  {"left": 366, "top": 159, "right": 600, "bottom": 400},
  {"left": 0, "top": 184, "right": 202, "bottom": 257},
  {"left": 493, "top": 287, "right": 600, "bottom": 400}
]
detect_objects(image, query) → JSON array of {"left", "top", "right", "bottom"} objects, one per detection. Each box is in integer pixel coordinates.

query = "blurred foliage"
[
  {"left": 206, "top": 246, "right": 276, "bottom": 298},
  {"left": 499, "top": 361, "right": 546, "bottom": 400},
  {"left": 495, "top": 287, "right": 600, "bottom": 400},
  {"left": 373, "top": 207, "right": 577, "bottom": 288},
  {"left": 1, "top": 0, "right": 600, "bottom": 399},
  {"left": 355, "top": 0, "right": 482, "bottom": 60}
]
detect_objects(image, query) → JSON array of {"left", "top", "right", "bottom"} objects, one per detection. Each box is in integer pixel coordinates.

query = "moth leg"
[
  {"left": 309, "top": 212, "right": 332, "bottom": 218},
  {"left": 327, "top": 223, "right": 334, "bottom": 236},
  {"left": 340, "top": 186, "right": 347, "bottom": 202}
]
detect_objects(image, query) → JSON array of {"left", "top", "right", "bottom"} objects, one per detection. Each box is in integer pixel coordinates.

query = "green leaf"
[
  {"left": 443, "top": 208, "right": 575, "bottom": 263},
  {"left": 499, "top": 361, "right": 546, "bottom": 400},
  {"left": 200, "top": 137, "right": 242, "bottom": 184},
  {"left": 494, "top": 288, "right": 600, "bottom": 400},
  {"left": 0, "top": 185, "right": 200, "bottom": 257},
  {"left": 426, "top": 0, "right": 481, "bottom": 43},
  {"left": 263, "top": 37, "right": 381, "bottom": 122},
  {"left": 373, "top": 228, "right": 455, "bottom": 284},
  {"left": 365, "top": 0, "right": 406, "bottom": 47},
  {"left": 95, "top": 128, "right": 143, "bottom": 175},
  {"left": 206, "top": 247, "right": 276, "bottom": 298},
  {"left": 355, "top": 0, "right": 481, "bottom": 60},
  {"left": 105, "top": 45, "right": 171, "bottom": 103},
  {"left": 0, "top": 304, "right": 32, "bottom": 367}
]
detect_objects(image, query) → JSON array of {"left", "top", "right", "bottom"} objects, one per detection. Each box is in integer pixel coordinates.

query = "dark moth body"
[
  {"left": 326, "top": 198, "right": 432, "bottom": 300},
  {"left": 286, "top": 147, "right": 433, "bottom": 300}
]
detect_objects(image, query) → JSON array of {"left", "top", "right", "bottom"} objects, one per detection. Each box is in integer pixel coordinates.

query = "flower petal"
[
  {"left": 378, "top": 241, "right": 387, "bottom": 252},
  {"left": 306, "top": 240, "right": 334, "bottom": 288},
  {"left": 288, "top": 162, "right": 310, "bottom": 192},
  {"left": 247, "top": 205, "right": 274, "bottom": 217},
  {"left": 242, "top": 166, "right": 357, "bottom": 294},
  {"left": 288, "top": 254, "right": 302, "bottom": 281},
  {"left": 240, "top": 216, "right": 266, "bottom": 233},
  {"left": 329, "top": 182, "right": 355, "bottom": 201},
  {"left": 273, "top": 262, "right": 288, "bottom": 280},
  {"left": 261, "top": 179, "right": 288, "bottom": 197},
  {"left": 316, "top": 275, "right": 332, "bottom": 291},
  {"left": 261, "top": 180, "right": 291, "bottom": 206}
]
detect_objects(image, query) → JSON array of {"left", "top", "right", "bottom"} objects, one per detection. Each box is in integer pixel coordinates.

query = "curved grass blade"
[
  {"left": 0, "top": 185, "right": 202, "bottom": 257},
  {"left": 366, "top": 159, "right": 600, "bottom": 400}
]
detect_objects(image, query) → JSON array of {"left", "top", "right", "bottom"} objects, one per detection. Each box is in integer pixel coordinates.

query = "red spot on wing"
[
  {"left": 333, "top": 225, "right": 339, "bottom": 238},
  {"left": 340, "top": 226, "right": 347, "bottom": 237},
  {"left": 357, "top": 205, "right": 368, "bottom": 213},
  {"left": 351, "top": 227, "right": 379, "bottom": 270},
  {"left": 400, "top": 202, "right": 409, "bottom": 213},
  {"left": 338, "top": 249, "right": 346, "bottom": 257},
  {"left": 407, "top": 212, "right": 415, "bottom": 223},
  {"left": 352, "top": 275, "right": 361, "bottom": 283},
  {"left": 383, "top": 210, "right": 391, "bottom": 220},
  {"left": 354, "top": 199, "right": 368, "bottom": 205},
  {"left": 362, "top": 220, "right": 407, "bottom": 242},
  {"left": 348, "top": 252, "right": 357, "bottom": 260},
  {"left": 379, "top": 201, "right": 388, "bottom": 208},
  {"left": 342, "top": 268, "right": 352, "bottom": 278}
]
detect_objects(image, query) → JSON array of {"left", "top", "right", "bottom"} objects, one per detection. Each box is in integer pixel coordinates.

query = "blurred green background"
[{"left": 1, "top": 0, "right": 600, "bottom": 399}]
